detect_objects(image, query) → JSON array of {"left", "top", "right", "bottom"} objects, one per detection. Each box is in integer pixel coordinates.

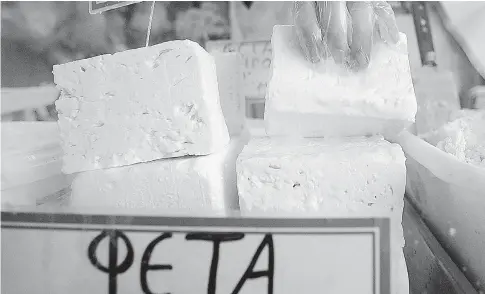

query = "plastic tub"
[
  {"left": 1, "top": 122, "right": 72, "bottom": 207},
  {"left": 396, "top": 130, "right": 485, "bottom": 290}
]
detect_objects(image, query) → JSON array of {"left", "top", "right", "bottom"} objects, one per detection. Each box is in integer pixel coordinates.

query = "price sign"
[
  {"left": 2, "top": 212, "right": 390, "bottom": 294},
  {"left": 89, "top": 1, "right": 141, "bottom": 14},
  {"left": 207, "top": 40, "right": 272, "bottom": 100}
]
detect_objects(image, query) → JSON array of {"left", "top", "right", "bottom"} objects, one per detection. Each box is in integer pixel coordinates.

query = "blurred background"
[
  {"left": 1, "top": 1, "right": 485, "bottom": 121},
  {"left": 1, "top": 1, "right": 231, "bottom": 86}
]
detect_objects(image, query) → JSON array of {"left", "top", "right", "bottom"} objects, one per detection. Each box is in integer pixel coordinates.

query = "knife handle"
[{"left": 411, "top": 2, "right": 437, "bottom": 67}]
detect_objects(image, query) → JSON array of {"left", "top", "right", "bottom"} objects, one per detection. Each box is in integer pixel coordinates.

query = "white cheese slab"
[
  {"left": 265, "top": 25, "right": 417, "bottom": 138},
  {"left": 236, "top": 136, "right": 406, "bottom": 218},
  {"left": 236, "top": 135, "right": 409, "bottom": 294},
  {"left": 68, "top": 137, "right": 248, "bottom": 214},
  {"left": 54, "top": 40, "right": 230, "bottom": 174},
  {"left": 212, "top": 52, "right": 246, "bottom": 136}
]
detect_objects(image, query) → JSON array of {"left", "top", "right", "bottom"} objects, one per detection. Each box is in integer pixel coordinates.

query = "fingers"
[
  {"left": 373, "top": 1, "right": 400, "bottom": 45},
  {"left": 347, "top": 1, "right": 375, "bottom": 69},
  {"left": 314, "top": 1, "right": 350, "bottom": 63},
  {"left": 293, "top": 1, "right": 324, "bottom": 63},
  {"left": 293, "top": 1, "right": 350, "bottom": 64},
  {"left": 294, "top": 1, "right": 399, "bottom": 69}
]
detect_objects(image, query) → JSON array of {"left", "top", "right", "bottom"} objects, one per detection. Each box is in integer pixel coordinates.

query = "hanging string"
[{"left": 146, "top": 1, "right": 156, "bottom": 47}]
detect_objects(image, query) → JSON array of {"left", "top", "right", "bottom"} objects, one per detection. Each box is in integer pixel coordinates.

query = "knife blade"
[{"left": 411, "top": 2, "right": 461, "bottom": 135}]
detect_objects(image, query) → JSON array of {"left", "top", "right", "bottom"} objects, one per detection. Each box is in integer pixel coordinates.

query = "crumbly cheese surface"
[
  {"left": 448, "top": 108, "right": 481, "bottom": 121},
  {"left": 265, "top": 25, "right": 417, "bottom": 137},
  {"left": 237, "top": 136, "right": 406, "bottom": 217},
  {"left": 69, "top": 137, "right": 248, "bottom": 213},
  {"left": 423, "top": 110, "right": 485, "bottom": 167},
  {"left": 54, "top": 40, "right": 229, "bottom": 174},
  {"left": 212, "top": 52, "right": 245, "bottom": 136}
]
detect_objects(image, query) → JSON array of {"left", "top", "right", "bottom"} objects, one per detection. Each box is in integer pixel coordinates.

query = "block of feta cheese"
[
  {"left": 68, "top": 136, "right": 248, "bottom": 214},
  {"left": 422, "top": 110, "right": 485, "bottom": 168},
  {"left": 265, "top": 25, "right": 417, "bottom": 138},
  {"left": 237, "top": 136, "right": 406, "bottom": 221},
  {"left": 212, "top": 52, "right": 246, "bottom": 136},
  {"left": 236, "top": 135, "right": 408, "bottom": 294},
  {"left": 53, "top": 40, "right": 230, "bottom": 174}
]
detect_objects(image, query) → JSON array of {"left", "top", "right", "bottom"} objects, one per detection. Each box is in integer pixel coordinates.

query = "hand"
[{"left": 293, "top": 1, "right": 399, "bottom": 69}]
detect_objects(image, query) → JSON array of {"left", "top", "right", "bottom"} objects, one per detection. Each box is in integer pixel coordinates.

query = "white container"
[
  {"left": 396, "top": 130, "right": 485, "bottom": 290},
  {"left": 1, "top": 122, "right": 71, "bottom": 207}
]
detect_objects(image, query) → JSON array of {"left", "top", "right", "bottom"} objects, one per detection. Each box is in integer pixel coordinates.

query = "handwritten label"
[
  {"left": 89, "top": 1, "right": 141, "bottom": 14},
  {"left": 207, "top": 40, "right": 272, "bottom": 99},
  {"left": 2, "top": 212, "right": 390, "bottom": 294}
]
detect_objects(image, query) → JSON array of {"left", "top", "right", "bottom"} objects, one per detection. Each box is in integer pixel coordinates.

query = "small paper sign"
[
  {"left": 2, "top": 212, "right": 390, "bottom": 294},
  {"left": 89, "top": 1, "right": 141, "bottom": 14},
  {"left": 206, "top": 40, "right": 272, "bottom": 100}
]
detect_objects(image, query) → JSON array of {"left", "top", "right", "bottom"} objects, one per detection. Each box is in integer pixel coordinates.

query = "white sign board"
[
  {"left": 206, "top": 40, "right": 272, "bottom": 100},
  {"left": 2, "top": 212, "right": 390, "bottom": 294},
  {"left": 89, "top": 1, "right": 141, "bottom": 14}
]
